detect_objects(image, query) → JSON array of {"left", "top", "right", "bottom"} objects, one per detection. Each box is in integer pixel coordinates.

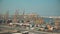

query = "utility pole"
[
  {"left": 4, "top": 10, "right": 9, "bottom": 24},
  {"left": 0, "top": 13, "right": 2, "bottom": 19},
  {"left": 22, "top": 9, "right": 25, "bottom": 23}
]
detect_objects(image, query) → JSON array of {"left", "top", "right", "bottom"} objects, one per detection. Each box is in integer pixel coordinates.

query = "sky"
[{"left": 0, "top": 0, "right": 60, "bottom": 16}]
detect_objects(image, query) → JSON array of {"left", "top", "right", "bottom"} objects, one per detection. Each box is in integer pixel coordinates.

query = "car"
[
  {"left": 12, "top": 33, "right": 22, "bottom": 34},
  {"left": 22, "top": 31, "right": 29, "bottom": 34},
  {"left": 9, "top": 23, "right": 23, "bottom": 26},
  {"left": 30, "top": 27, "right": 35, "bottom": 30}
]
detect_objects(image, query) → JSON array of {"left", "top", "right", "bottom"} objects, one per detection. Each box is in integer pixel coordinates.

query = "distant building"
[{"left": 54, "top": 18, "right": 60, "bottom": 30}]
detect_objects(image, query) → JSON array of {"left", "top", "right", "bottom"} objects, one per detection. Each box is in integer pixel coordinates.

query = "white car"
[
  {"left": 30, "top": 27, "right": 35, "bottom": 30},
  {"left": 9, "top": 23, "right": 23, "bottom": 26},
  {"left": 12, "top": 33, "right": 22, "bottom": 34},
  {"left": 22, "top": 31, "right": 29, "bottom": 34}
]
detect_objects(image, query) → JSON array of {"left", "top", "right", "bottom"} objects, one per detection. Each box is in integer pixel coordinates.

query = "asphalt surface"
[{"left": 0, "top": 24, "right": 60, "bottom": 34}]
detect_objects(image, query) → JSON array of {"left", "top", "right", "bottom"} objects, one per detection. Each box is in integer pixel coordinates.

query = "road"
[{"left": 0, "top": 24, "right": 60, "bottom": 34}]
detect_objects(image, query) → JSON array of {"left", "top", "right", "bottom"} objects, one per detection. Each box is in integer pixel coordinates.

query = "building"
[{"left": 54, "top": 18, "right": 60, "bottom": 30}]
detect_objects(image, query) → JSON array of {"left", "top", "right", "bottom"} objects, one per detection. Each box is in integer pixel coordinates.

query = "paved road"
[
  {"left": 0, "top": 25, "right": 60, "bottom": 34},
  {"left": 20, "top": 29, "right": 60, "bottom": 34}
]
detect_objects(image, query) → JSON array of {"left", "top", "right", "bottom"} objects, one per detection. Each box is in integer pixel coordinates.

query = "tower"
[{"left": 13, "top": 9, "right": 19, "bottom": 23}]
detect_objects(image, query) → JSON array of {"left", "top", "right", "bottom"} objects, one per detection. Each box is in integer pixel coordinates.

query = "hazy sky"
[{"left": 0, "top": 0, "right": 60, "bottom": 16}]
